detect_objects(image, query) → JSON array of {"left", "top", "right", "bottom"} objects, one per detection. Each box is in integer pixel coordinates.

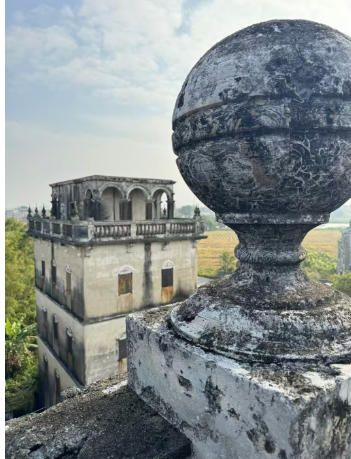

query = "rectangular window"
[
  {"left": 67, "top": 331, "right": 73, "bottom": 370},
  {"left": 55, "top": 373, "right": 61, "bottom": 404},
  {"left": 118, "top": 338, "right": 127, "bottom": 361},
  {"left": 66, "top": 271, "right": 72, "bottom": 294},
  {"left": 52, "top": 263, "right": 57, "bottom": 292},
  {"left": 162, "top": 268, "right": 173, "bottom": 288},
  {"left": 118, "top": 273, "right": 132, "bottom": 295},
  {"left": 41, "top": 260, "right": 45, "bottom": 289},
  {"left": 53, "top": 317, "right": 58, "bottom": 341},
  {"left": 43, "top": 309, "right": 48, "bottom": 341}
]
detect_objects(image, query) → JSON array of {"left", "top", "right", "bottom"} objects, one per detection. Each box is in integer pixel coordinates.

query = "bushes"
[
  {"left": 5, "top": 318, "right": 39, "bottom": 413},
  {"left": 331, "top": 272, "right": 351, "bottom": 297},
  {"left": 301, "top": 249, "right": 337, "bottom": 280}
]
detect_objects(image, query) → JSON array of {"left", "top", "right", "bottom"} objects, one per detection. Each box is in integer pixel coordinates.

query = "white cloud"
[
  {"left": 6, "top": 0, "right": 351, "bottom": 115},
  {"left": 6, "top": 0, "right": 351, "bottom": 208}
]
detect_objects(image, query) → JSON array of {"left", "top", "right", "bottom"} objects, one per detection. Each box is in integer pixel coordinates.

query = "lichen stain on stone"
[
  {"left": 204, "top": 376, "right": 223, "bottom": 414},
  {"left": 227, "top": 407, "right": 240, "bottom": 420},
  {"left": 177, "top": 375, "right": 193, "bottom": 392}
]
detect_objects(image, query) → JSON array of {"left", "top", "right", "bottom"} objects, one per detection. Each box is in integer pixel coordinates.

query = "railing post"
[{"left": 131, "top": 222, "right": 137, "bottom": 238}]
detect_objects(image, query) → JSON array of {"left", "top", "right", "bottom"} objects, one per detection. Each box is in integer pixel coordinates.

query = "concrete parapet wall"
[{"left": 127, "top": 306, "right": 351, "bottom": 459}]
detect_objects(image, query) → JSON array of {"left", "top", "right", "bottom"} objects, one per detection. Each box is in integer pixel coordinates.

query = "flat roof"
[{"left": 50, "top": 175, "right": 176, "bottom": 187}]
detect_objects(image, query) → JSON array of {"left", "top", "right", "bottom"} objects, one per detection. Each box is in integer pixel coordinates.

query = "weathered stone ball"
[{"left": 173, "top": 20, "right": 351, "bottom": 217}]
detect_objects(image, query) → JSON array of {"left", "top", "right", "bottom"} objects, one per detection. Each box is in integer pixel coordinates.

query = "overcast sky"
[{"left": 5, "top": 0, "right": 351, "bottom": 209}]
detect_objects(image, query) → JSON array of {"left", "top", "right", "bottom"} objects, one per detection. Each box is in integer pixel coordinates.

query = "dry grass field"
[{"left": 198, "top": 229, "right": 341, "bottom": 277}]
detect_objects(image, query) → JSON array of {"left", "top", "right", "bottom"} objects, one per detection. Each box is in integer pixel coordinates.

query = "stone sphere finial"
[
  {"left": 170, "top": 20, "right": 351, "bottom": 364},
  {"left": 173, "top": 20, "right": 351, "bottom": 219}
]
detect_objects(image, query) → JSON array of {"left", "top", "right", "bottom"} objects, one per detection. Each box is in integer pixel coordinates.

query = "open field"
[{"left": 198, "top": 229, "right": 341, "bottom": 277}]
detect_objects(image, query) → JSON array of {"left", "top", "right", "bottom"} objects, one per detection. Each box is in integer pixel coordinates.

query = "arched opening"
[
  {"left": 101, "top": 187, "right": 122, "bottom": 221},
  {"left": 129, "top": 188, "right": 147, "bottom": 221},
  {"left": 152, "top": 189, "right": 171, "bottom": 220}
]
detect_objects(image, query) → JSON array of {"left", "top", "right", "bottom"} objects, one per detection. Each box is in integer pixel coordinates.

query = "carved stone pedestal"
[
  {"left": 127, "top": 306, "right": 351, "bottom": 459},
  {"left": 127, "top": 18, "right": 351, "bottom": 459}
]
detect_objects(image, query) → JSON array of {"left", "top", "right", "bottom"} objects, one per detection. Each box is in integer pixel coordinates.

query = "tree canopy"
[
  {"left": 5, "top": 217, "right": 36, "bottom": 325},
  {"left": 5, "top": 218, "right": 38, "bottom": 414}
]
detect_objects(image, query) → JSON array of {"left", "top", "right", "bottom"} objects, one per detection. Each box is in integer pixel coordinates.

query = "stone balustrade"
[{"left": 27, "top": 217, "right": 204, "bottom": 244}]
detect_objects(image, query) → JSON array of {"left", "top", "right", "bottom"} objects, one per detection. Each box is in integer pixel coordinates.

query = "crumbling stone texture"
[
  {"left": 5, "top": 373, "right": 192, "bottom": 459},
  {"left": 127, "top": 307, "right": 351, "bottom": 459}
]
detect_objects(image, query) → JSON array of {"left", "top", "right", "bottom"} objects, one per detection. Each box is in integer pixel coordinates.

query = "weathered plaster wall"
[
  {"left": 83, "top": 241, "right": 197, "bottom": 320},
  {"left": 36, "top": 290, "right": 85, "bottom": 385},
  {"left": 84, "top": 317, "right": 127, "bottom": 385},
  {"left": 38, "top": 337, "right": 79, "bottom": 408},
  {"left": 83, "top": 243, "right": 145, "bottom": 319},
  {"left": 34, "top": 239, "right": 85, "bottom": 319}
]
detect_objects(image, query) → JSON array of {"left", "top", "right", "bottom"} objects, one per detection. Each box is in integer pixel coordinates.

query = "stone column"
[
  {"left": 167, "top": 197, "right": 175, "bottom": 219},
  {"left": 127, "top": 20, "right": 351, "bottom": 459}
]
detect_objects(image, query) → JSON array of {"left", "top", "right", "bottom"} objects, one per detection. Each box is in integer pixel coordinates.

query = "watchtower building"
[{"left": 28, "top": 175, "right": 205, "bottom": 407}]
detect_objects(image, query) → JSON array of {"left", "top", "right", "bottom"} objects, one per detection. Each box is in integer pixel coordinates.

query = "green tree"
[
  {"left": 331, "top": 272, "right": 351, "bottom": 297},
  {"left": 5, "top": 217, "right": 35, "bottom": 325},
  {"left": 176, "top": 205, "right": 194, "bottom": 218},
  {"left": 5, "top": 319, "right": 39, "bottom": 413},
  {"left": 219, "top": 251, "right": 236, "bottom": 273},
  {"left": 5, "top": 218, "right": 39, "bottom": 414},
  {"left": 301, "top": 249, "right": 337, "bottom": 280},
  {"left": 5, "top": 319, "right": 37, "bottom": 378},
  {"left": 202, "top": 215, "right": 217, "bottom": 231}
]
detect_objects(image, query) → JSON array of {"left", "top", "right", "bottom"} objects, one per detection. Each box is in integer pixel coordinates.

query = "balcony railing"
[{"left": 27, "top": 217, "right": 204, "bottom": 243}]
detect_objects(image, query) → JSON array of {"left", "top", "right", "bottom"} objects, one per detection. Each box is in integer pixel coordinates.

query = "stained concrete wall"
[
  {"left": 37, "top": 290, "right": 128, "bottom": 389},
  {"left": 34, "top": 237, "right": 197, "bottom": 404},
  {"left": 84, "top": 317, "right": 127, "bottom": 385},
  {"left": 34, "top": 240, "right": 85, "bottom": 319},
  {"left": 38, "top": 337, "right": 79, "bottom": 408},
  {"left": 83, "top": 240, "right": 197, "bottom": 320},
  {"left": 36, "top": 290, "right": 85, "bottom": 385}
]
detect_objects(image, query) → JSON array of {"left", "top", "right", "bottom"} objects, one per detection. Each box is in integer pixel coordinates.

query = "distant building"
[
  {"left": 27, "top": 175, "right": 205, "bottom": 408},
  {"left": 6, "top": 206, "right": 28, "bottom": 222},
  {"left": 337, "top": 221, "right": 351, "bottom": 274}
]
